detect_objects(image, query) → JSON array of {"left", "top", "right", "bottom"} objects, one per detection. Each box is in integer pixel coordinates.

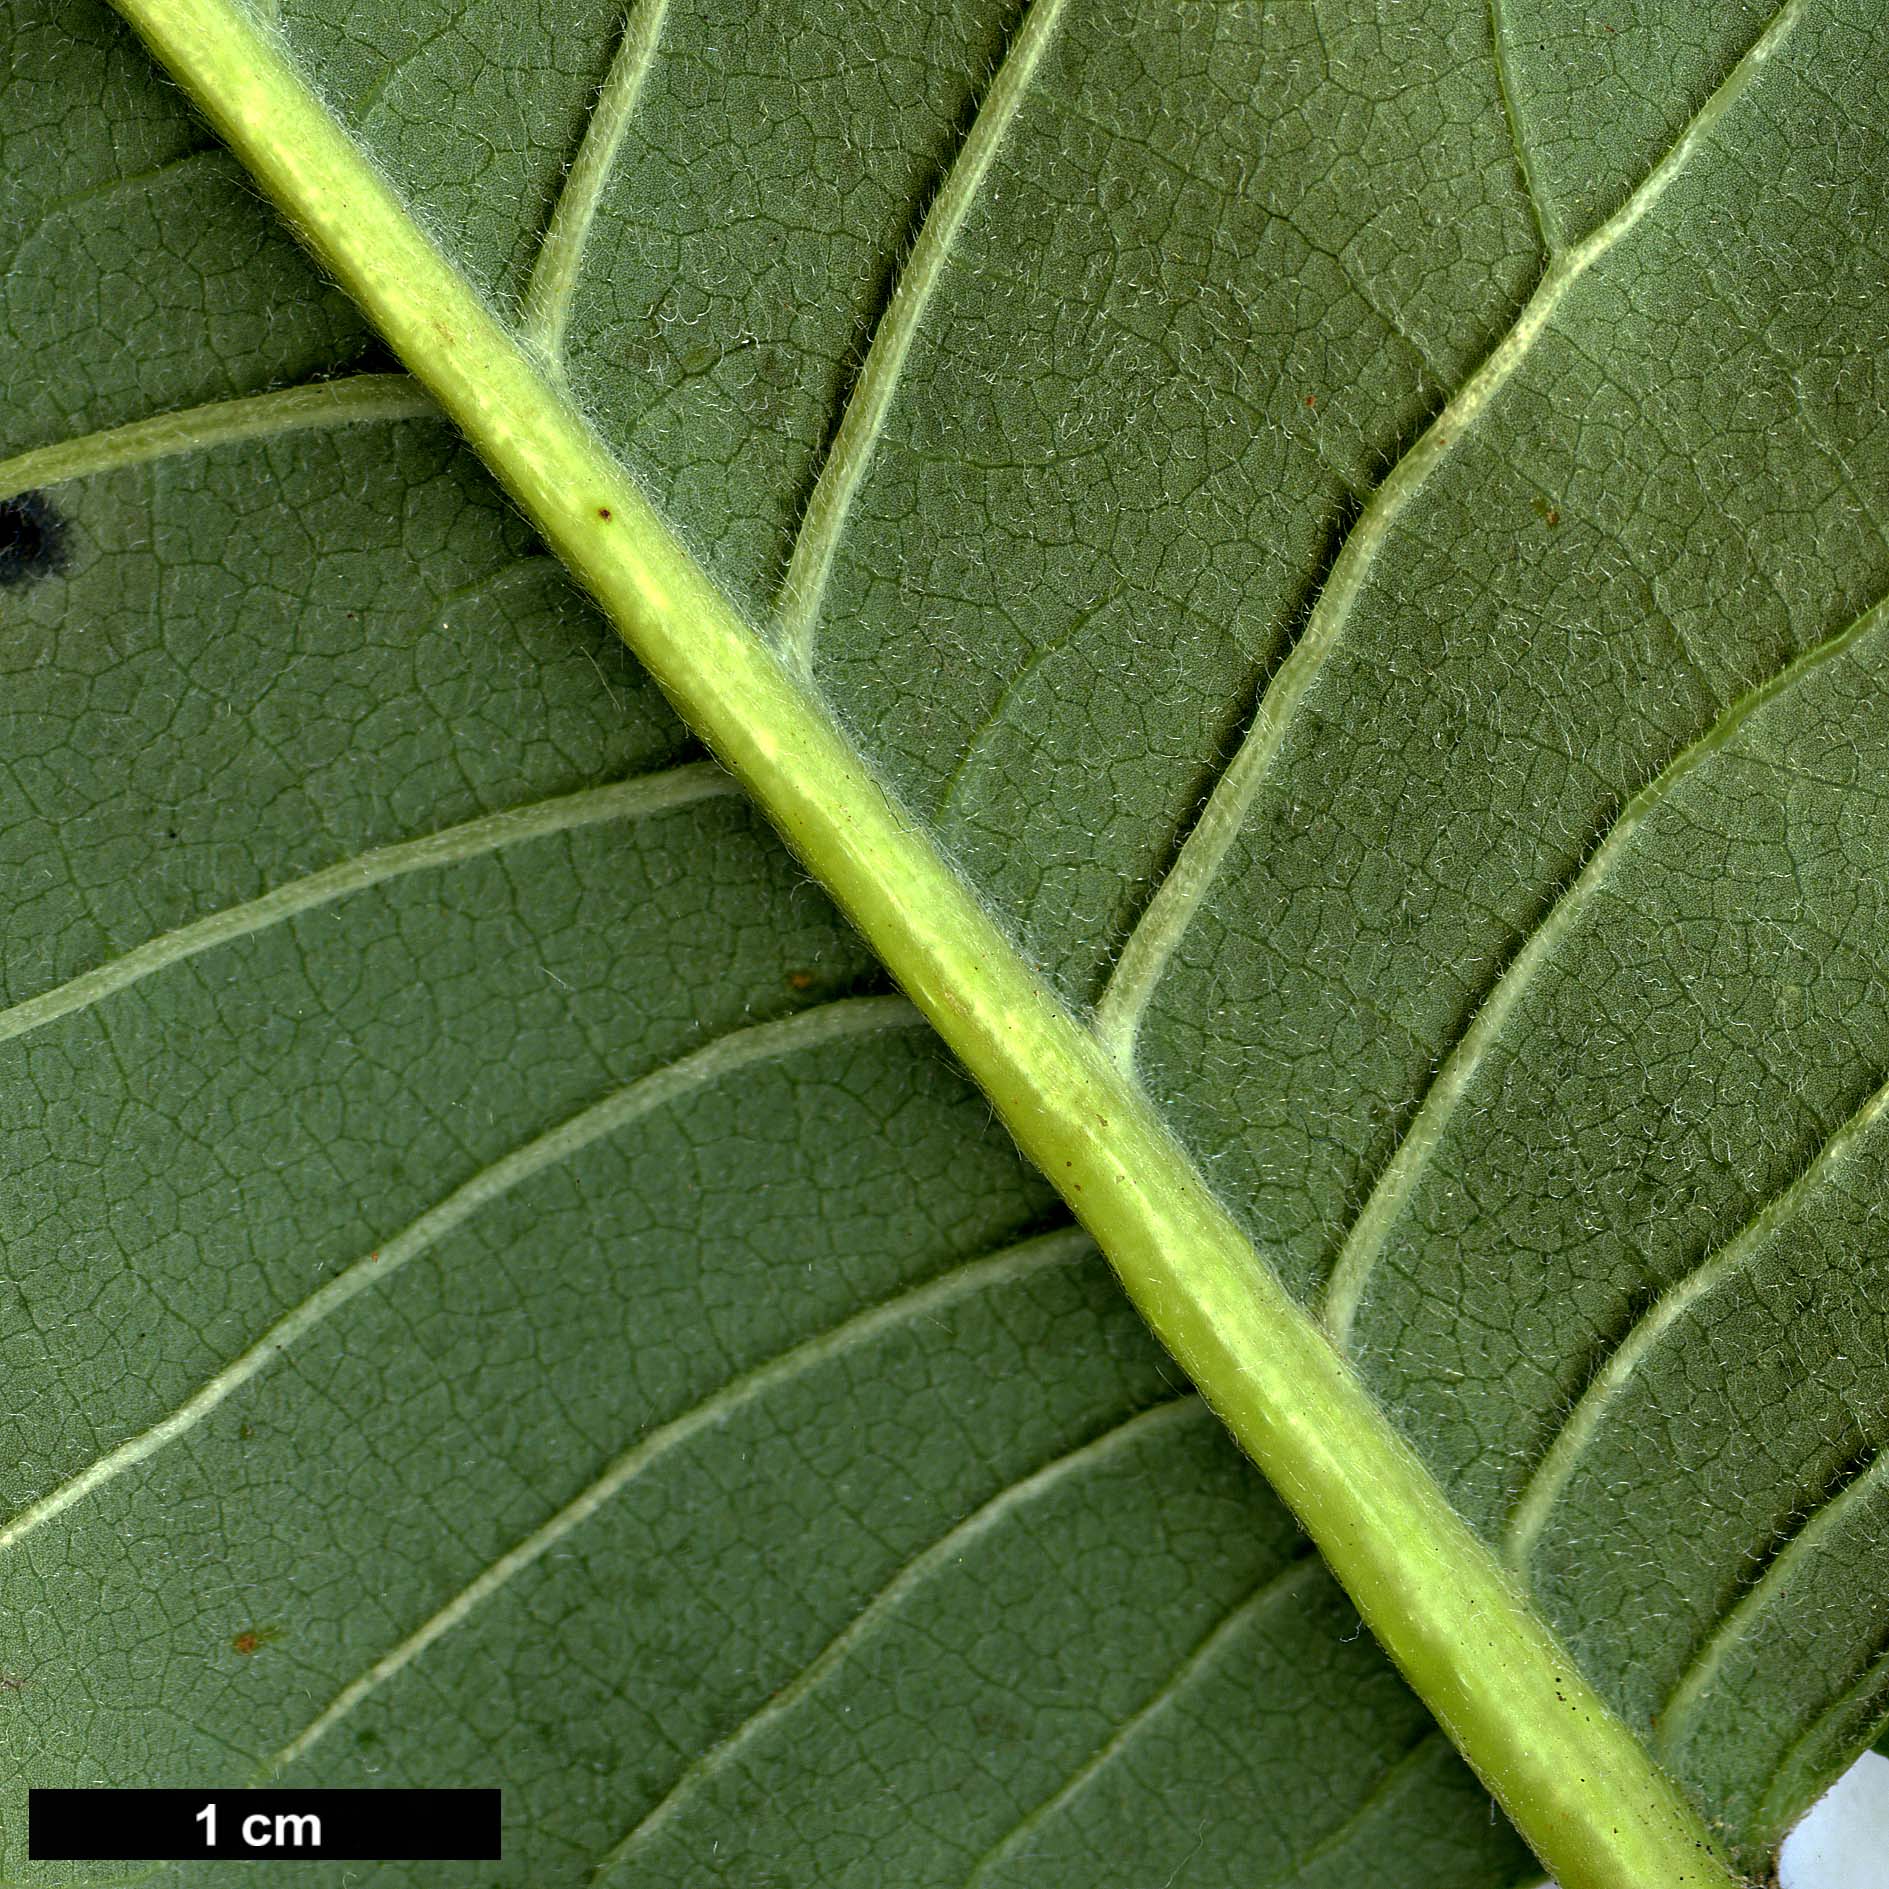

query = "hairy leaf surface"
[
  {"left": 0, "top": 6, "right": 1539, "bottom": 1885},
  {"left": 21, "top": 0, "right": 1889, "bottom": 1880}
]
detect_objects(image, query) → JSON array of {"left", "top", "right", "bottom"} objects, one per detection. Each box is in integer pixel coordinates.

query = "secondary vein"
[
  {"left": 961, "top": 1550, "right": 1323, "bottom": 1886},
  {"left": 1658, "top": 1444, "right": 1889, "bottom": 1759},
  {"left": 1751, "top": 1635, "right": 1889, "bottom": 1840},
  {"left": 98, "top": 3, "right": 1760, "bottom": 1877},
  {"left": 1489, "top": 0, "right": 1557, "bottom": 255},
  {"left": 1505, "top": 1048, "right": 1889, "bottom": 1572},
  {"left": 267, "top": 1223, "right": 1094, "bottom": 1779},
  {"left": 0, "top": 763, "right": 735, "bottom": 1050},
  {"left": 1322, "top": 582, "right": 1889, "bottom": 1344},
  {"left": 590, "top": 1396, "right": 1204, "bottom": 1882},
  {"left": 0, "top": 996, "right": 923, "bottom": 1564},
  {"left": 1093, "top": 0, "right": 1808, "bottom": 1061},
  {"left": 774, "top": 0, "right": 1070, "bottom": 670},
  {"left": 520, "top": 0, "right": 671, "bottom": 362},
  {"left": 0, "top": 373, "right": 434, "bottom": 502}
]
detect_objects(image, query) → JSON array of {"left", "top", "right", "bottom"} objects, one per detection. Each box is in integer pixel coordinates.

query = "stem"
[{"left": 103, "top": 5, "right": 1746, "bottom": 1884}]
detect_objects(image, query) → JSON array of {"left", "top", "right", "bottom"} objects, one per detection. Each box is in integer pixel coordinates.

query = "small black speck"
[{"left": 0, "top": 491, "right": 68, "bottom": 588}]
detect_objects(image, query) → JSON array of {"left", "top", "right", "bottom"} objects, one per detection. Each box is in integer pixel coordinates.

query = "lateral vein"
[
  {"left": 591, "top": 1397, "right": 1204, "bottom": 1881},
  {"left": 1659, "top": 1443, "right": 1889, "bottom": 1757},
  {"left": 1093, "top": 0, "right": 1808, "bottom": 1059},
  {"left": 0, "top": 763, "right": 735, "bottom": 1050},
  {"left": 1323, "top": 583, "right": 1889, "bottom": 1343},
  {"left": 0, "top": 374, "right": 434, "bottom": 502},
  {"left": 267, "top": 1226, "right": 1096, "bottom": 1775},
  {"left": 774, "top": 0, "right": 1070, "bottom": 668},
  {"left": 962, "top": 1550, "right": 1322, "bottom": 1886},
  {"left": 95, "top": 3, "right": 1758, "bottom": 1877},
  {"left": 1243, "top": 1734, "right": 1470, "bottom": 1889},
  {"left": 0, "top": 996, "right": 922, "bottom": 1564},
  {"left": 1488, "top": 0, "right": 1557, "bottom": 255},
  {"left": 520, "top": 0, "right": 671, "bottom": 360},
  {"left": 1752, "top": 1634, "right": 1889, "bottom": 1839},
  {"left": 1505, "top": 1051, "right": 1889, "bottom": 1572}
]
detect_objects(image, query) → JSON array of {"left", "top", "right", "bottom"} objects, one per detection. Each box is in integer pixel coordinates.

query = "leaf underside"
[
  {"left": 7, "top": 0, "right": 1889, "bottom": 1883},
  {"left": 0, "top": 6, "right": 1538, "bottom": 1886}
]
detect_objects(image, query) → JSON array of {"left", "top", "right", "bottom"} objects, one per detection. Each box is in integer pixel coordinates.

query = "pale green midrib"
[
  {"left": 1504, "top": 1019, "right": 1889, "bottom": 1570},
  {"left": 773, "top": 0, "right": 1069, "bottom": 669},
  {"left": 0, "top": 373, "right": 433, "bottom": 501},
  {"left": 1092, "top": 0, "right": 1807, "bottom": 1061},
  {"left": 100, "top": 8, "right": 1751, "bottom": 1886},
  {"left": 267, "top": 1221, "right": 1093, "bottom": 1777},
  {"left": 1488, "top": 0, "right": 1558, "bottom": 255},
  {"left": 961, "top": 1548, "right": 1322, "bottom": 1886},
  {"left": 518, "top": 0, "right": 670, "bottom": 360},
  {"left": 0, "top": 996, "right": 921, "bottom": 1563},
  {"left": 590, "top": 1396, "right": 1205, "bottom": 1881},
  {"left": 0, "top": 763, "right": 734, "bottom": 1049},
  {"left": 1323, "top": 581, "right": 1889, "bottom": 1341},
  {"left": 1659, "top": 1435, "right": 1889, "bottom": 1758}
]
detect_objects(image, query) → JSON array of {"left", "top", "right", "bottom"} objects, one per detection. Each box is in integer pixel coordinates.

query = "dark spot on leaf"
[
  {"left": 0, "top": 491, "right": 68, "bottom": 587},
  {"left": 597, "top": 507, "right": 612, "bottom": 521}
]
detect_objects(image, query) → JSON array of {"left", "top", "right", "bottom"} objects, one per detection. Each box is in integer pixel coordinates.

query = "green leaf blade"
[
  {"left": 1, "top": 11, "right": 1547, "bottom": 1885},
  {"left": 28, "top": 0, "right": 1889, "bottom": 1879}
]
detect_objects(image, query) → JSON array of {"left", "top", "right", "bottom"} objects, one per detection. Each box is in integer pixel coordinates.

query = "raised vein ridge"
[
  {"left": 1505, "top": 1043, "right": 1889, "bottom": 1572},
  {"left": 270, "top": 1222, "right": 1092, "bottom": 1779},
  {"left": 592, "top": 1396, "right": 1204, "bottom": 1881},
  {"left": 962, "top": 1549, "right": 1322, "bottom": 1885},
  {"left": 0, "top": 996, "right": 922, "bottom": 1564},
  {"left": 1323, "top": 582, "right": 1889, "bottom": 1341},
  {"left": 519, "top": 0, "right": 671, "bottom": 360},
  {"left": 1754, "top": 1635, "right": 1889, "bottom": 1840},
  {"left": 98, "top": 4, "right": 1761, "bottom": 1879},
  {"left": 1488, "top": 0, "right": 1557, "bottom": 255},
  {"left": 1660, "top": 1444, "right": 1889, "bottom": 1761},
  {"left": 0, "top": 764, "right": 735, "bottom": 1049},
  {"left": 1094, "top": 0, "right": 1807, "bottom": 1060},
  {"left": 0, "top": 373, "right": 433, "bottom": 502},
  {"left": 773, "top": 0, "right": 1070, "bottom": 668}
]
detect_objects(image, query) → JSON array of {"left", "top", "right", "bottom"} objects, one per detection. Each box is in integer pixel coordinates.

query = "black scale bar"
[{"left": 29, "top": 1788, "right": 501, "bottom": 1861}]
